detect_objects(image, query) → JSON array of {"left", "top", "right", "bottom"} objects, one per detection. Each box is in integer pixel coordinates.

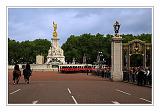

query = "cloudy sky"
[{"left": 8, "top": 8, "right": 152, "bottom": 46}]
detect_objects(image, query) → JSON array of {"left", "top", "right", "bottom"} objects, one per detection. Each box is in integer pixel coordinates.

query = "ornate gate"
[{"left": 123, "top": 39, "right": 152, "bottom": 70}]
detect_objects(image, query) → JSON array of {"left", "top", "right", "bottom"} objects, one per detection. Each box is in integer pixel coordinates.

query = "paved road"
[{"left": 8, "top": 70, "right": 152, "bottom": 104}]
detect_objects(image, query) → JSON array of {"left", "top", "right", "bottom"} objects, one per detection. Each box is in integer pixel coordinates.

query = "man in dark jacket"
[
  {"left": 137, "top": 67, "right": 144, "bottom": 86},
  {"left": 13, "top": 64, "right": 21, "bottom": 84},
  {"left": 23, "top": 63, "right": 32, "bottom": 84}
]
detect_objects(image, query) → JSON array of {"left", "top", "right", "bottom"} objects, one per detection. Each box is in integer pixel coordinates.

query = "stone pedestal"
[
  {"left": 46, "top": 46, "right": 65, "bottom": 64},
  {"left": 111, "top": 36, "right": 123, "bottom": 81},
  {"left": 36, "top": 55, "right": 44, "bottom": 64}
]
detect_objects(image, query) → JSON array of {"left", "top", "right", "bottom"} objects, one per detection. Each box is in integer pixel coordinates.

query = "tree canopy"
[
  {"left": 62, "top": 33, "right": 151, "bottom": 64},
  {"left": 8, "top": 38, "right": 51, "bottom": 65},
  {"left": 8, "top": 33, "right": 151, "bottom": 65}
]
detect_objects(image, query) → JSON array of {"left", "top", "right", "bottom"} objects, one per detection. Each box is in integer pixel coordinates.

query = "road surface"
[{"left": 8, "top": 70, "right": 152, "bottom": 104}]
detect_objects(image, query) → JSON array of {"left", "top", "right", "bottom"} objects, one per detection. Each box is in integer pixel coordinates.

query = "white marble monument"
[
  {"left": 46, "top": 21, "right": 65, "bottom": 64},
  {"left": 111, "top": 21, "right": 123, "bottom": 81}
]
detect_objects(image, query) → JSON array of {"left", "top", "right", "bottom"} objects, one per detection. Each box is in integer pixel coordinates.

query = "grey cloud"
[{"left": 8, "top": 8, "right": 152, "bottom": 46}]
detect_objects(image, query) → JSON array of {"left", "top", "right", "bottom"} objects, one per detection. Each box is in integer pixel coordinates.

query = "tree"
[
  {"left": 8, "top": 33, "right": 151, "bottom": 65},
  {"left": 62, "top": 33, "right": 151, "bottom": 65},
  {"left": 8, "top": 38, "right": 51, "bottom": 64}
]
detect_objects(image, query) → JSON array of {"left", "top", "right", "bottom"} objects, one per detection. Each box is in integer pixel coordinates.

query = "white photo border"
[{"left": 0, "top": 0, "right": 160, "bottom": 112}]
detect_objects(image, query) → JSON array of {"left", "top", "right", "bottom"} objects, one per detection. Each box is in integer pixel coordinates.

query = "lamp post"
[
  {"left": 83, "top": 54, "right": 86, "bottom": 64},
  {"left": 97, "top": 51, "right": 103, "bottom": 68},
  {"left": 111, "top": 21, "right": 123, "bottom": 81}
]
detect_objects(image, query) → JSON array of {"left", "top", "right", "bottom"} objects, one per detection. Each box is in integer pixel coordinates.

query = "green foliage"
[
  {"left": 62, "top": 33, "right": 112, "bottom": 64},
  {"left": 62, "top": 33, "right": 151, "bottom": 64},
  {"left": 122, "top": 33, "right": 151, "bottom": 43},
  {"left": 8, "top": 38, "right": 51, "bottom": 64},
  {"left": 8, "top": 33, "right": 151, "bottom": 65}
]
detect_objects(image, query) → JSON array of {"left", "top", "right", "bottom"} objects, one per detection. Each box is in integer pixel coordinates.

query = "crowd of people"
[
  {"left": 92, "top": 66, "right": 152, "bottom": 86},
  {"left": 123, "top": 66, "right": 152, "bottom": 86},
  {"left": 12, "top": 63, "right": 32, "bottom": 85},
  {"left": 12, "top": 63, "right": 151, "bottom": 87},
  {"left": 92, "top": 66, "right": 111, "bottom": 78}
]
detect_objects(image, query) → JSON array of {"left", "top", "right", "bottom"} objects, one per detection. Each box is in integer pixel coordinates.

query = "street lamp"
[
  {"left": 83, "top": 54, "right": 86, "bottom": 64},
  {"left": 97, "top": 51, "right": 103, "bottom": 68}
]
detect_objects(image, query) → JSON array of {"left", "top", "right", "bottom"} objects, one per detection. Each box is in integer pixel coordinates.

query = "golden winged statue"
[{"left": 53, "top": 21, "right": 57, "bottom": 37}]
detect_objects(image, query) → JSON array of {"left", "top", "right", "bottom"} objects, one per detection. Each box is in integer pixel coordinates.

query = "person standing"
[
  {"left": 13, "top": 64, "right": 21, "bottom": 84},
  {"left": 146, "top": 68, "right": 151, "bottom": 85},
  {"left": 137, "top": 67, "right": 144, "bottom": 86},
  {"left": 143, "top": 69, "right": 147, "bottom": 85},
  {"left": 23, "top": 63, "right": 32, "bottom": 84}
]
